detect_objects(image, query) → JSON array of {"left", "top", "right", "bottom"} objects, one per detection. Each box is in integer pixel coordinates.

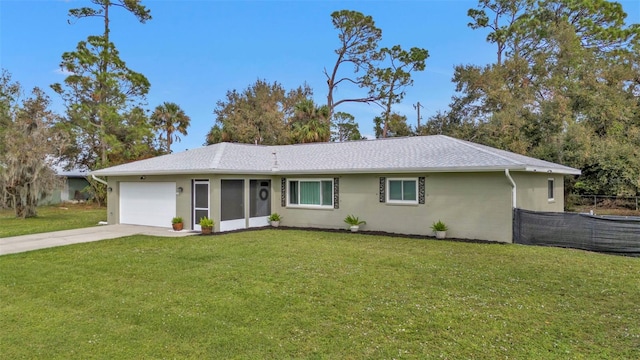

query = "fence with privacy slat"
[{"left": 513, "top": 208, "right": 640, "bottom": 257}]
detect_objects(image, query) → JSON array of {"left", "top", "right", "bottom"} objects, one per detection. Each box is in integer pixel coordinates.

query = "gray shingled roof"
[{"left": 91, "top": 135, "right": 581, "bottom": 176}]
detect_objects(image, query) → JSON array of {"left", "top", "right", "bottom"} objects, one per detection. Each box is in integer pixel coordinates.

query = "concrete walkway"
[{"left": 0, "top": 224, "right": 197, "bottom": 256}]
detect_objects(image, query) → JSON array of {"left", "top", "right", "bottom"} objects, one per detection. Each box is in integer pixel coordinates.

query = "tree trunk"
[
  {"left": 14, "top": 193, "right": 37, "bottom": 218},
  {"left": 382, "top": 100, "right": 392, "bottom": 138},
  {"left": 100, "top": 3, "right": 111, "bottom": 167},
  {"left": 326, "top": 52, "right": 344, "bottom": 120},
  {"left": 24, "top": 187, "right": 38, "bottom": 218},
  {"left": 382, "top": 82, "right": 396, "bottom": 138},
  {"left": 327, "top": 78, "right": 334, "bottom": 120},
  {"left": 15, "top": 196, "right": 25, "bottom": 219}
]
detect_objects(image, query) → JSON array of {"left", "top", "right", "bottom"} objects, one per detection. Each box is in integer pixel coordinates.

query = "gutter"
[
  {"left": 525, "top": 166, "right": 581, "bottom": 175},
  {"left": 504, "top": 169, "right": 516, "bottom": 208},
  {"left": 91, "top": 166, "right": 531, "bottom": 177},
  {"left": 91, "top": 174, "right": 108, "bottom": 186}
]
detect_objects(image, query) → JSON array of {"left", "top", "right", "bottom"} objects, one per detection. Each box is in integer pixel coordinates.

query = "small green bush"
[
  {"left": 344, "top": 214, "right": 366, "bottom": 226},
  {"left": 268, "top": 213, "right": 282, "bottom": 222},
  {"left": 431, "top": 220, "right": 448, "bottom": 232},
  {"left": 199, "top": 217, "right": 214, "bottom": 227}
]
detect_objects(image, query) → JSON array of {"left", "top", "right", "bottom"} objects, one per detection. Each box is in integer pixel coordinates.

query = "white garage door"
[{"left": 120, "top": 182, "right": 176, "bottom": 227}]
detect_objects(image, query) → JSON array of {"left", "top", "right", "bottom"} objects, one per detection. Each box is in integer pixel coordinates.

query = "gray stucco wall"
[
  {"left": 514, "top": 173, "right": 564, "bottom": 212},
  {"left": 272, "top": 172, "right": 514, "bottom": 242},
  {"left": 105, "top": 171, "right": 564, "bottom": 243}
]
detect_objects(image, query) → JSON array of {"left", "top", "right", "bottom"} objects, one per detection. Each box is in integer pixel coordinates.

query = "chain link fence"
[{"left": 568, "top": 194, "right": 639, "bottom": 212}]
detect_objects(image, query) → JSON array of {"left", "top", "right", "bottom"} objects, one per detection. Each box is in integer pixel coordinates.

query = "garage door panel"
[{"left": 120, "top": 182, "right": 176, "bottom": 227}]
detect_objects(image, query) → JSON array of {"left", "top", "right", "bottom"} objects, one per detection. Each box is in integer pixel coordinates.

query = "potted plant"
[
  {"left": 431, "top": 220, "right": 448, "bottom": 239},
  {"left": 344, "top": 214, "right": 366, "bottom": 232},
  {"left": 268, "top": 213, "right": 282, "bottom": 227},
  {"left": 171, "top": 216, "right": 184, "bottom": 231},
  {"left": 199, "top": 217, "right": 214, "bottom": 235}
]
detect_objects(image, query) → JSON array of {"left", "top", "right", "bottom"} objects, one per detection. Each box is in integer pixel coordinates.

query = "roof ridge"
[
  {"left": 210, "top": 142, "right": 227, "bottom": 168},
  {"left": 444, "top": 136, "right": 521, "bottom": 166}
]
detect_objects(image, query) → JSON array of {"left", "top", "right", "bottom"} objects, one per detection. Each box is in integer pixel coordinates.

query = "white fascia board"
[
  {"left": 91, "top": 166, "right": 520, "bottom": 177},
  {"left": 89, "top": 169, "right": 274, "bottom": 177},
  {"left": 91, "top": 165, "right": 581, "bottom": 177},
  {"left": 524, "top": 166, "right": 581, "bottom": 175},
  {"left": 256, "top": 166, "right": 528, "bottom": 176}
]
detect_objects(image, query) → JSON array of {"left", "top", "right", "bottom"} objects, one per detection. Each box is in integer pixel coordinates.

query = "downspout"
[
  {"left": 504, "top": 169, "right": 516, "bottom": 208},
  {"left": 92, "top": 174, "right": 110, "bottom": 224},
  {"left": 91, "top": 174, "right": 108, "bottom": 186}
]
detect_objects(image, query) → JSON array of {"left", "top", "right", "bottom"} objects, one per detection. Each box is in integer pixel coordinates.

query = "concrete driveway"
[{"left": 0, "top": 224, "right": 197, "bottom": 256}]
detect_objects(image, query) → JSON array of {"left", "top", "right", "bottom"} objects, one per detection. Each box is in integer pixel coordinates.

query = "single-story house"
[
  {"left": 39, "top": 167, "right": 91, "bottom": 205},
  {"left": 91, "top": 135, "right": 581, "bottom": 243}
]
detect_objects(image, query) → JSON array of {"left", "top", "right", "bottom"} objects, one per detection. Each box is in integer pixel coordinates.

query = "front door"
[
  {"left": 192, "top": 180, "right": 210, "bottom": 231},
  {"left": 220, "top": 179, "right": 245, "bottom": 231},
  {"left": 249, "top": 179, "right": 271, "bottom": 227}
]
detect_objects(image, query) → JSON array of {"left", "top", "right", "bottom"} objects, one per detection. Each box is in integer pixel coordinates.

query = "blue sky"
[{"left": 1, "top": 0, "right": 639, "bottom": 153}]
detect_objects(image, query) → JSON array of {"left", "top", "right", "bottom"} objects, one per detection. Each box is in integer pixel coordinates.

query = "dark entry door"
[{"left": 220, "top": 179, "right": 245, "bottom": 231}]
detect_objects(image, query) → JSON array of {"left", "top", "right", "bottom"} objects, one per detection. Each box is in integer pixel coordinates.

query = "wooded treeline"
[
  {"left": 420, "top": 0, "right": 640, "bottom": 197},
  {"left": 207, "top": 1, "right": 640, "bottom": 197},
  {"left": 1, "top": 0, "right": 639, "bottom": 218},
  {"left": 1, "top": 0, "right": 189, "bottom": 217},
  {"left": 207, "top": 10, "right": 428, "bottom": 145}
]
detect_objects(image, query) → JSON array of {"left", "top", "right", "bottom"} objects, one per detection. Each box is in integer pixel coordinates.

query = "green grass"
[
  {"left": 1, "top": 230, "right": 638, "bottom": 359},
  {"left": 0, "top": 203, "right": 106, "bottom": 237}
]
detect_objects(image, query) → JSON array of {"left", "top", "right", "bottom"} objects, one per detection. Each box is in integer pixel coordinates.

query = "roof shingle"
[{"left": 91, "top": 135, "right": 581, "bottom": 176}]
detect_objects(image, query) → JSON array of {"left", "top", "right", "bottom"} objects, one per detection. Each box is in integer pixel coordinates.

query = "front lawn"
[
  {"left": 0, "top": 203, "right": 106, "bottom": 238},
  {"left": 1, "top": 230, "right": 638, "bottom": 358}
]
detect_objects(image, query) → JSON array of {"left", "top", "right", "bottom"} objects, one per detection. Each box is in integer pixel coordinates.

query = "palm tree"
[
  {"left": 290, "top": 100, "right": 331, "bottom": 143},
  {"left": 150, "top": 102, "right": 190, "bottom": 153}
]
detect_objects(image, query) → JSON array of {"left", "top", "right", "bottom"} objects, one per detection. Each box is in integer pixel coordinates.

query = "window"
[
  {"left": 387, "top": 178, "right": 418, "bottom": 204},
  {"left": 548, "top": 178, "right": 555, "bottom": 201},
  {"left": 288, "top": 179, "right": 333, "bottom": 207}
]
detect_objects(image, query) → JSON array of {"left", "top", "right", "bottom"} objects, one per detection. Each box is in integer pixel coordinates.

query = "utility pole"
[{"left": 413, "top": 102, "right": 423, "bottom": 128}]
